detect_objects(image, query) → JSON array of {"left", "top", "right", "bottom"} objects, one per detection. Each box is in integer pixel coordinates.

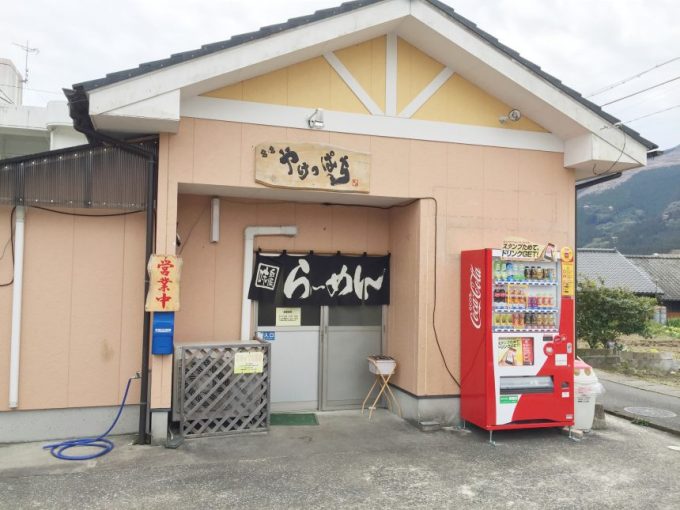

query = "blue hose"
[{"left": 43, "top": 376, "right": 136, "bottom": 460}]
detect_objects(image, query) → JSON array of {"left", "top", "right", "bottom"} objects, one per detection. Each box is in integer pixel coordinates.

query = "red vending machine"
[{"left": 460, "top": 248, "right": 575, "bottom": 441}]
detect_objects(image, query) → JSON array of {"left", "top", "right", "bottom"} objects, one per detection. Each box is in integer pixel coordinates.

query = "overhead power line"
[
  {"left": 0, "top": 82, "right": 62, "bottom": 96},
  {"left": 618, "top": 103, "right": 680, "bottom": 124},
  {"left": 601, "top": 74, "right": 680, "bottom": 107},
  {"left": 587, "top": 56, "right": 680, "bottom": 97}
]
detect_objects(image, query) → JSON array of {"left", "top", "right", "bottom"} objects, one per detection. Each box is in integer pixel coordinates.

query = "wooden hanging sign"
[{"left": 255, "top": 142, "right": 370, "bottom": 193}]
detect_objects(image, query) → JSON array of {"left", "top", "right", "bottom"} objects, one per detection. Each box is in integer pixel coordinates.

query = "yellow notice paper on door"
[
  {"left": 276, "top": 307, "right": 301, "bottom": 326},
  {"left": 234, "top": 351, "right": 264, "bottom": 374}
]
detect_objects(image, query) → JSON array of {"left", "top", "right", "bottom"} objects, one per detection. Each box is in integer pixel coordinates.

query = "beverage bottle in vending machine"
[
  {"left": 506, "top": 262, "right": 514, "bottom": 281},
  {"left": 514, "top": 263, "right": 523, "bottom": 281}
]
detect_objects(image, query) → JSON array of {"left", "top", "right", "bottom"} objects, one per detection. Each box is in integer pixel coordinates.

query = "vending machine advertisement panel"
[{"left": 460, "top": 248, "right": 575, "bottom": 433}]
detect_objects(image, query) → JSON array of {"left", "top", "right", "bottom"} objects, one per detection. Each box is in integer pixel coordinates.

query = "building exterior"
[
  {"left": 0, "top": 58, "right": 87, "bottom": 158},
  {"left": 577, "top": 248, "right": 659, "bottom": 296},
  {"left": 628, "top": 254, "right": 680, "bottom": 318},
  {"left": 1, "top": 0, "right": 656, "bottom": 444}
]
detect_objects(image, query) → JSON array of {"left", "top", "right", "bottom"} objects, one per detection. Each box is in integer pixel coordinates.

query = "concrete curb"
[
  {"left": 604, "top": 409, "right": 680, "bottom": 438},
  {"left": 596, "top": 370, "right": 680, "bottom": 399}
]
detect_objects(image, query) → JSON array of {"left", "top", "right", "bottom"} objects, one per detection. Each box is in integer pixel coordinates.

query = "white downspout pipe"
[
  {"left": 241, "top": 226, "right": 297, "bottom": 341},
  {"left": 8, "top": 206, "right": 26, "bottom": 409}
]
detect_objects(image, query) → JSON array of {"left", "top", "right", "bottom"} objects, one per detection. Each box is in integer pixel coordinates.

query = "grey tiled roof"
[
  {"left": 627, "top": 254, "right": 680, "bottom": 302},
  {"left": 577, "top": 249, "right": 660, "bottom": 295},
  {"left": 66, "top": 0, "right": 656, "bottom": 150}
]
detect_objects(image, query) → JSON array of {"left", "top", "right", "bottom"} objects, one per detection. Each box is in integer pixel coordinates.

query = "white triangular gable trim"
[{"left": 84, "top": 0, "right": 648, "bottom": 176}]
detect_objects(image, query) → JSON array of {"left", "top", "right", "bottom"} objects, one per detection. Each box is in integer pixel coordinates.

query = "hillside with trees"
[{"left": 577, "top": 145, "right": 680, "bottom": 255}]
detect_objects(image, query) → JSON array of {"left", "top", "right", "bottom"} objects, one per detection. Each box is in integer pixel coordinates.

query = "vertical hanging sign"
[
  {"left": 560, "top": 246, "right": 575, "bottom": 297},
  {"left": 145, "top": 254, "right": 183, "bottom": 312}
]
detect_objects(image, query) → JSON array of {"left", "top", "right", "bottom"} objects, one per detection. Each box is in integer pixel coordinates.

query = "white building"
[{"left": 0, "top": 58, "right": 86, "bottom": 158}]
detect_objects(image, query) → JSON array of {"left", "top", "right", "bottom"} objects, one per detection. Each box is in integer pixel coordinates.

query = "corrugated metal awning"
[{"left": 0, "top": 141, "right": 156, "bottom": 210}]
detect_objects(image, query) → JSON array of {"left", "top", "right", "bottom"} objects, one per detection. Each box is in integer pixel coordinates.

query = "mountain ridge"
[{"left": 577, "top": 145, "right": 680, "bottom": 254}]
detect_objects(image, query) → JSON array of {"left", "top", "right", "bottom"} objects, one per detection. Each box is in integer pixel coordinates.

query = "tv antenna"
[{"left": 12, "top": 40, "right": 39, "bottom": 84}]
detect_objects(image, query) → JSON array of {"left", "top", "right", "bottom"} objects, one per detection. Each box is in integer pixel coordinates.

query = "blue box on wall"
[{"left": 152, "top": 311, "right": 175, "bottom": 355}]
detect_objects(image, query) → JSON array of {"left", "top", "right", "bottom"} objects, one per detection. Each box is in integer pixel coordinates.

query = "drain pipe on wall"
[
  {"left": 241, "top": 226, "right": 297, "bottom": 341},
  {"left": 8, "top": 206, "right": 26, "bottom": 409}
]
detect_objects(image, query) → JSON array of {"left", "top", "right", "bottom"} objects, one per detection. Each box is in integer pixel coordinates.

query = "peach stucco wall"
[
  {"left": 153, "top": 117, "right": 574, "bottom": 403},
  {"left": 0, "top": 207, "right": 145, "bottom": 412},
  {"left": 174, "top": 195, "right": 390, "bottom": 343}
]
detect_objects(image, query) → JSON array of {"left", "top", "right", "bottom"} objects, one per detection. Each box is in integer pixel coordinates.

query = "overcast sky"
[{"left": 2, "top": 0, "right": 679, "bottom": 149}]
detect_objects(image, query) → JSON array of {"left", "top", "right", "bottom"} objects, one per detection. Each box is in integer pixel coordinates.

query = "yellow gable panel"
[
  {"left": 205, "top": 81, "right": 243, "bottom": 100},
  {"left": 397, "top": 38, "right": 444, "bottom": 114},
  {"left": 335, "top": 36, "right": 386, "bottom": 112},
  {"left": 202, "top": 56, "right": 367, "bottom": 114},
  {"left": 413, "top": 74, "right": 547, "bottom": 131}
]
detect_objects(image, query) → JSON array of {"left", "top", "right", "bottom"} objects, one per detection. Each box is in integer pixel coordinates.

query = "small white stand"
[{"left": 362, "top": 357, "right": 402, "bottom": 420}]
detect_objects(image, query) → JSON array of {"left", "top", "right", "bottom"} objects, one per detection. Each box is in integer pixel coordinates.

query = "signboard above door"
[
  {"left": 249, "top": 252, "right": 389, "bottom": 306},
  {"left": 254, "top": 142, "right": 370, "bottom": 193}
]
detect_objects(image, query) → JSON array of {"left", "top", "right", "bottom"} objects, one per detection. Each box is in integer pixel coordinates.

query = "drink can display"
[
  {"left": 536, "top": 267, "right": 544, "bottom": 280},
  {"left": 524, "top": 266, "right": 530, "bottom": 279},
  {"left": 514, "top": 264, "right": 523, "bottom": 281},
  {"left": 506, "top": 262, "right": 513, "bottom": 281}
]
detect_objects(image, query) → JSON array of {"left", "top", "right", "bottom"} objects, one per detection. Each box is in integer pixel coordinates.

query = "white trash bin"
[{"left": 574, "top": 358, "right": 605, "bottom": 431}]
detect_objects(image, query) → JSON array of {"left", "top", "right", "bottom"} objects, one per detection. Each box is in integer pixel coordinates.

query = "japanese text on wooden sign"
[
  {"left": 501, "top": 240, "right": 542, "bottom": 261},
  {"left": 145, "top": 254, "right": 182, "bottom": 312},
  {"left": 255, "top": 142, "right": 370, "bottom": 193}
]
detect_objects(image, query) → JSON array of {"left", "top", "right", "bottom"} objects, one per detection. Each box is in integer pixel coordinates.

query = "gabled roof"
[
  {"left": 67, "top": 0, "right": 654, "bottom": 150},
  {"left": 627, "top": 254, "right": 680, "bottom": 302},
  {"left": 577, "top": 249, "right": 660, "bottom": 295}
]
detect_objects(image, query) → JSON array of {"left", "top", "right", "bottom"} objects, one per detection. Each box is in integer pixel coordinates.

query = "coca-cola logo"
[{"left": 468, "top": 265, "right": 482, "bottom": 329}]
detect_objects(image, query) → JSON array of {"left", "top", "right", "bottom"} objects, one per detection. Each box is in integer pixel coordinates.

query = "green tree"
[{"left": 576, "top": 278, "right": 655, "bottom": 348}]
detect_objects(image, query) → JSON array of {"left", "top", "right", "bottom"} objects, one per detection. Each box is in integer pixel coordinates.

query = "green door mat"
[{"left": 270, "top": 413, "right": 319, "bottom": 426}]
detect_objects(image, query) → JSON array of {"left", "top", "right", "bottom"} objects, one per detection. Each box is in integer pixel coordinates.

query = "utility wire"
[
  {"left": 0, "top": 82, "right": 62, "bottom": 96},
  {"left": 33, "top": 206, "right": 144, "bottom": 217},
  {"left": 0, "top": 88, "right": 13, "bottom": 104},
  {"left": 0, "top": 208, "right": 16, "bottom": 287},
  {"left": 587, "top": 56, "right": 680, "bottom": 98},
  {"left": 601, "top": 74, "right": 680, "bottom": 106},
  {"left": 618, "top": 103, "right": 680, "bottom": 124}
]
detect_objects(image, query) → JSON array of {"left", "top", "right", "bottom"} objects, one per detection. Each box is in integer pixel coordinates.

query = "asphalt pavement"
[
  {"left": 2, "top": 410, "right": 680, "bottom": 509},
  {"left": 597, "top": 369, "right": 680, "bottom": 435}
]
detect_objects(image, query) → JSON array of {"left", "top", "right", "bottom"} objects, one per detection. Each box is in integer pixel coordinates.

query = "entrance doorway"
[
  {"left": 321, "top": 305, "right": 382, "bottom": 410},
  {"left": 256, "top": 304, "right": 383, "bottom": 412}
]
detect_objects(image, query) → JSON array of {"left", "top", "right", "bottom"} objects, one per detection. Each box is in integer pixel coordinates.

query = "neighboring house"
[
  {"left": 577, "top": 248, "right": 660, "bottom": 296},
  {"left": 0, "top": 58, "right": 86, "bottom": 158},
  {"left": 1, "top": 0, "right": 657, "bottom": 444},
  {"left": 628, "top": 254, "right": 680, "bottom": 318}
]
